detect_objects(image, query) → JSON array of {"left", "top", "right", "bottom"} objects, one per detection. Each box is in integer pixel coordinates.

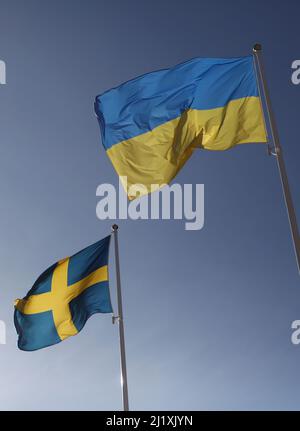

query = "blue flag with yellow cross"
[{"left": 14, "top": 236, "right": 113, "bottom": 351}]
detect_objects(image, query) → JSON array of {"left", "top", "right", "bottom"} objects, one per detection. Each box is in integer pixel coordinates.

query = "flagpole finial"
[
  {"left": 112, "top": 224, "right": 119, "bottom": 231},
  {"left": 253, "top": 43, "right": 262, "bottom": 52}
]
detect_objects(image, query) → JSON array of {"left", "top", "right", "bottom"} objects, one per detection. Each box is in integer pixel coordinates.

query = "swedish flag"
[{"left": 14, "top": 236, "right": 113, "bottom": 351}]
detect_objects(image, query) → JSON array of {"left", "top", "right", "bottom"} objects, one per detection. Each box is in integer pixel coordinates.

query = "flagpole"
[
  {"left": 112, "top": 224, "right": 130, "bottom": 411},
  {"left": 253, "top": 43, "right": 300, "bottom": 274}
]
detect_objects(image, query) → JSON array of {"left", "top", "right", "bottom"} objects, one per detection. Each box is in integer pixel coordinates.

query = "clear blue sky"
[{"left": 0, "top": 0, "right": 300, "bottom": 410}]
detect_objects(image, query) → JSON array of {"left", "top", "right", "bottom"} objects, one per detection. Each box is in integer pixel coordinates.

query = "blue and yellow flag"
[
  {"left": 95, "top": 56, "right": 267, "bottom": 199},
  {"left": 14, "top": 236, "right": 113, "bottom": 351}
]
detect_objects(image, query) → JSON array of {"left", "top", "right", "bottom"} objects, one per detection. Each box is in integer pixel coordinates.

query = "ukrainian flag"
[
  {"left": 95, "top": 56, "right": 267, "bottom": 199},
  {"left": 14, "top": 236, "right": 113, "bottom": 351}
]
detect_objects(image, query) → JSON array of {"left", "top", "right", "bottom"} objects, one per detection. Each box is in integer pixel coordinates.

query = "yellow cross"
[{"left": 15, "top": 258, "right": 108, "bottom": 340}]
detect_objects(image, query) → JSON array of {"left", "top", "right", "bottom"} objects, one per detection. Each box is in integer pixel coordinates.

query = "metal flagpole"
[
  {"left": 111, "top": 224, "right": 130, "bottom": 411},
  {"left": 253, "top": 43, "right": 300, "bottom": 274}
]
